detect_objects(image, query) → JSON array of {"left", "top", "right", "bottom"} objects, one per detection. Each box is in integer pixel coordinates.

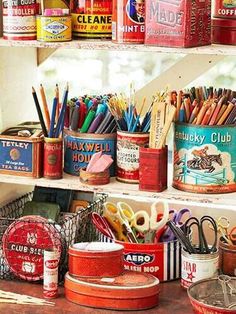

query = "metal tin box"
[{"left": 0, "top": 126, "right": 43, "bottom": 178}]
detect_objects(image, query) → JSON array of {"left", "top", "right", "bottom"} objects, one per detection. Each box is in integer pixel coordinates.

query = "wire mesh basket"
[{"left": 0, "top": 192, "right": 107, "bottom": 282}]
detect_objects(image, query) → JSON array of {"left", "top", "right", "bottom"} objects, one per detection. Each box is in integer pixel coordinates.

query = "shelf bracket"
[
  {"left": 37, "top": 48, "right": 57, "bottom": 66},
  {"left": 135, "top": 54, "right": 225, "bottom": 107}
]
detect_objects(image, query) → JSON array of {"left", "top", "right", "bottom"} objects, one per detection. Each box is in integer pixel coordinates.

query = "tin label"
[
  {"left": 63, "top": 133, "right": 116, "bottom": 176},
  {"left": 2, "top": 0, "right": 39, "bottom": 39},
  {"left": 0, "top": 140, "right": 33, "bottom": 173},
  {"left": 173, "top": 124, "right": 236, "bottom": 193},
  {"left": 145, "top": 0, "right": 211, "bottom": 47},
  {"left": 43, "top": 250, "right": 59, "bottom": 299},
  {"left": 44, "top": 141, "right": 62, "bottom": 179},
  {"left": 181, "top": 253, "right": 219, "bottom": 289},
  {"left": 213, "top": 0, "right": 236, "bottom": 18}
]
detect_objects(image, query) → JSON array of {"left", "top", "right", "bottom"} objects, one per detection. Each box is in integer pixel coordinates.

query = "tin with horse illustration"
[{"left": 173, "top": 123, "right": 236, "bottom": 194}]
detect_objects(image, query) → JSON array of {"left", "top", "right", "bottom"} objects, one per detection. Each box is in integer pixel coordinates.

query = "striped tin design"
[{"left": 99, "top": 233, "right": 181, "bottom": 282}]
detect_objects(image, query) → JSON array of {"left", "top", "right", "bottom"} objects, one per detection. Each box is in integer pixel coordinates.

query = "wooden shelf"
[
  {"left": 1, "top": 38, "right": 236, "bottom": 55},
  {"left": 0, "top": 173, "right": 235, "bottom": 208}
]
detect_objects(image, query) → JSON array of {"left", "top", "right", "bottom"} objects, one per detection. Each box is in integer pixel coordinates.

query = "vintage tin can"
[
  {"left": 219, "top": 238, "right": 236, "bottom": 276},
  {"left": 79, "top": 168, "right": 110, "bottom": 185},
  {"left": 44, "top": 137, "right": 63, "bottom": 180},
  {"left": 36, "top": 15, "right": 72, "bottom": 42},
  {"left": 173, "top": 123, "right": 236, "bottom": 194},
  {"left": 181, "top": 249, "right": 219, "bottom": 289},
  {"left": 145, "top": 0, "right": 211, "bottom": 48},
  {"left": 0, "top": 129, "right": 43, "bottom": 178},
  {"left": 68, "top": 242, "right": 124, "bottom": 277},
  {"left": 112, "top": 0, "right": 145, "bottom": 44},
  {"left": 2, "top": 216, "right": 62, "bottom": 281},
  {"left": 139, "top": 146, "right": 168, "bottom": 192},
  {"left": 116, "top": 131, "right": 149, "bottom": 183},
  {"left": 65, "top": 271, "right": 160, "bottom": 310},
  {"left": 2, "top": 0, "right": 39, "bottom": 40},
  {"left": 213, "top": 0, "right": 236, "bottom": 19},
  {"left": 43, "top": 249, "right": 59, "bottom": 299},
  {"left": 63, "top": 130, "right": 116, "bottom": 176},
  {"left": 71, "top": 0, "right": 112, "bottom": 38},
  {"left": 212, "top": 18, "right": 236, "bottom": 45}
]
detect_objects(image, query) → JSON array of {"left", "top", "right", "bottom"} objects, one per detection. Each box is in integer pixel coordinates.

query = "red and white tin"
[
  {"left": 68, "top": 242, "right": 124, "bottom": 277},
  {"left": 2, "top": 215, "right": 62, "bottom": 281},
  {"left": 112, "top": 0, "right": 145, "bottom": 44},
  {"left": 181, "top": 249, "right": 219, "bottom": 289},
  {"left": 212, "top": 18, "right": 236, "bottom": 45},
  {"left": 65, "top": 271, "right": 160, "bottom": 310},
  {"left": 213, "top": 0, "right": 236, "bottom": 19},
  {"left": 116, "top": 131, "right": 149, "bottom": 183},
  {"left": 43, "top": 249, "right": 59, "bottom": 299},
  {"left": 44, "top": 137, "right": 63, "bottom": 180},
  {"left": 145, "top": 0, "right": 211, "bottom": 48},
  {"left": 2, "top": 0, "right": 39, "bottom": 40}
]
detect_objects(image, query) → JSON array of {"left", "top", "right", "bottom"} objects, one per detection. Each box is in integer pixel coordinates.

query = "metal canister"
[
  {"left": 43, "top": 249, "right": 59, "bottom": 299},
  {"left": 112, "top": 0, "right": 145, "bottom": 44},
  {"left": 213, "top": 0, "right": 236, "bottom": 19},
  {"left": 116, "top": 131, "right": 149, "bottom": 183},
  {"left": 181, "top": 249, "right": 219, "bottom": 289},
  {"left": 219, "top": 238, "right": 236, "bottom": 276},
  {"left": 44, "top": 137, "right": 63, "bottom": 179},
  {"left": 2, "top": 0, "right": 39, "bottom": 40},
  {"left": 212, "top": 18, "right": 236, "bottom": 45},
  {"left": 71, "top": 0, "right": 112, "bottom": 38}
]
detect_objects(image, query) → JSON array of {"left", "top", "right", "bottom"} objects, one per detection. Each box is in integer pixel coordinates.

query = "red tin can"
[
  {"left": 65, "top": 271, "right": 160, "bottom": 310},
  {"left": 139, "top": 146, "right": 168, "bottom": 192},
  {"left": 112, "top": 0, "right": 145, "bottom": 43},
  {"left": 212, "top": 17, "right": 236, "bottom": 45},
  {"left": 68, "top": 242, "right": 124, "bottom": 277},
  {"left": 213, "top": 0, "right": 236, "bottom": 19},
  {"left": 44, "top": 137, "right": 63, "bottom": 179},
  {"left": 116, "top": 131, "right": 149, "bottom": 183},
  {"left": 219, "top": 238, "right": 236, "bottom": 276},
  {"left": 2, "top": 216, "right": 62, "bottom": 281},
  {"left": 2, "top": 0, "right": 39, "bottom": 40},
  {"left": 43, "top": 249, "right": 59, "bottom": 299},
  {"left": 145, "top": 0, "right": 211, "bottom": 48},
  {"left": 71, "top": 0, "right": 112, "bottom": 38}
]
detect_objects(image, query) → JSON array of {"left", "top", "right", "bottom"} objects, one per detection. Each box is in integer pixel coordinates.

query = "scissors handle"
[
  {"left": 174, "top": 208, "right": 191, "bottom": 226},
  {"left": 131, "top": 210, "right": 150, "bottom": 233},
  {"left": 117, "top": 202, "right": 135, "bottom": 222},
  {"left": 91, "top": 212, "right": 115, "bottom": 240},
  {"left": 150, "top": 200, "right": 169, "bottom": 231}
]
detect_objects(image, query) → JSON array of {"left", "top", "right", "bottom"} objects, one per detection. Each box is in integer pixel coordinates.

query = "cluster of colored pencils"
[
  {"left": 32, "top": 83, "right": 69, "bottom": 138},
  {"left": 174, "top": 86, "right": 236, "bottom": 125},
  {"left": 66, "top": 95, "right": 117, "bottom": 134}
]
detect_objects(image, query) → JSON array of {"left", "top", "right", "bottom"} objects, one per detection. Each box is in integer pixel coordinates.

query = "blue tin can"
[
  {"left": 173, "top": 123, "right": 236, "bottom": 194},
  {"left": 63, "top": 130, "right": 116, "bottom": 176}
]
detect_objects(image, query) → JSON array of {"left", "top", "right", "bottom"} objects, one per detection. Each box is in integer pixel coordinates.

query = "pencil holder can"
[
  {"left": 36, "top": 15, "right": 72, "bottom": 42},
  {"left": 139, "top": 146, "right": 168, "bottom": 192},
  {"left": 181, "top": 249, "right": 219, "bottom": 289},
  {"left": 219, "top": 237, "right": 236, "bottom": 276},
  {"left": 79, "top": 168, "right": 110, "bottom": 185},
  {"left": 116, "top": 131, "right": 149, "bottom": 183},
  {"left": 173, "top": 123, "right": 236, "bottom": 194},
  {"left": 44, "top": 137, "right": 63, "bottom": 179}
]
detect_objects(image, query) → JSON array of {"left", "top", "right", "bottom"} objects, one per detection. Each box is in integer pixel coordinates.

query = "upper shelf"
[
  {"left": 1, "top": 38, "right": 236, "bottom": 56},
  {"left": 0, "top": 173, "right": 235, "bottom": 208}
]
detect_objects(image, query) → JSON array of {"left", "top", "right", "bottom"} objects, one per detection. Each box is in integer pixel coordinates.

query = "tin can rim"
[
  {"left": 182, "top": 247, "right": 219, "bottom": 259},
  {"left": 117, "top": 130, "right": 149, "bottom": 136},
  {"left": 64, "top": 129, "right": 116, "bottom": 139},
  {"left": 175, "top": 122, "right": 236, "bottom": 128}
]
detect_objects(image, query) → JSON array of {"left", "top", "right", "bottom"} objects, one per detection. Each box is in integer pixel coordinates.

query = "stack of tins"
[
  {"left": 212, "top": 0, "right": 236, "bottom": 45},
  {"left": 66, "top": 242, "right": 160, "bottom": 310}
]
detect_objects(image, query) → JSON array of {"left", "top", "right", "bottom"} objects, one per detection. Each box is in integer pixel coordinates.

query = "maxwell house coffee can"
[
  {"left": 112, "top": 0, "right": 145, "bottom": 43},
  {"left": 2, "top": 0, "right": 40, "bottom": 40}
]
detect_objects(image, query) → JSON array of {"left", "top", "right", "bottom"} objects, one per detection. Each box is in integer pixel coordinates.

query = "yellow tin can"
[{"left": 36, "top": 15, "right": 72, "bottom": 42}]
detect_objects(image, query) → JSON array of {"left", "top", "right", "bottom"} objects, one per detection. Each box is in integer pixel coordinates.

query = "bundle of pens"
[
  {"left": 32, "top": 83, "right": 69, "bottom": 138},
  {"left": 66, "top": 95, "right": 117, "bottom": 134},
  {"left": 174, "top": 86, "right": 236, "bottom": 125},
  {"left": 108, "top": 94, "right": 152, "bottom": 133}
]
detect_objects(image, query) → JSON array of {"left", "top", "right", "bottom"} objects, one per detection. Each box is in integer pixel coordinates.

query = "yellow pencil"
[
  {"left": 217, "top": 102, "right": 234, "bottom": 125},
  {"left": 39, "top": 84, "right": 50, "bottom": 131}
]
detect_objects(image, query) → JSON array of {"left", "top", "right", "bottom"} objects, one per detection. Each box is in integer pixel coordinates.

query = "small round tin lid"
[
  {"left": 69, "top": 242, "right": 124, "bottom": 253},
  {"left": 212, "top": 17, "right": 236, "bottom": 28},
  {"left": 2, "top": 215, "right": 62, "bottom": 281}
]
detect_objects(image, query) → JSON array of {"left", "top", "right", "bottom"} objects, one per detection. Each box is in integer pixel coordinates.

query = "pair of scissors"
[
  {"left": 213, "top": 216, "right": 233, "bottom": 245},
  {"left": 91, "top": 212, "right": 116, "bottom": 240},
  {"left": 131, "top": 200, "right": 169, "bottom": 243},
  {"left": 160, "top": 208, "right": 192, "bottom": 242},
  {"left": 103, "top": 201, "right": 137, "bottom": 243},
  {"left": 184, "top": 215, "right": 218, "bottom": 254}
]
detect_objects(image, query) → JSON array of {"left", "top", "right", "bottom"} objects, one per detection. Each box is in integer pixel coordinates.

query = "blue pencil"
[
  {"left": 49, "top": 97, "right": 58, "bottom": 138},
  {"left": 54, "top": 84, "right": 69, "bottom": 138}
]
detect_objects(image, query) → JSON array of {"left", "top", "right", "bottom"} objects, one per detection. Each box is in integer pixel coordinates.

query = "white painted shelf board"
[
  {"left": 0, "top": 173, "right": 235, "bottom": 207},
  {"left": 0, "top": 38, "right": 236, "bottom": 55}
]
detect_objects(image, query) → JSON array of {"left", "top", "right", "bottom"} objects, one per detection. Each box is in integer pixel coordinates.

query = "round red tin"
[
  {"left": 212, "top": 18, "right": 236, "bottom": 45},
  {"left": 65, "top": 271, "right": 160, "bottom": 310},
  {"left": 69, "top": 242, "right": 124, "bottom": 277},
  {"left": 2, "top": 215, "right": 62, "bottom": 281}
]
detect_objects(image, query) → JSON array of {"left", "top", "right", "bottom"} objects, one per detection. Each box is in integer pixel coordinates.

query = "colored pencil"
[
  {"left": 39, "top": 84, "right": 50, "bottom": 131},
  {"left": 32, "top": 87, "right": 48, "bottom": 137}
]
